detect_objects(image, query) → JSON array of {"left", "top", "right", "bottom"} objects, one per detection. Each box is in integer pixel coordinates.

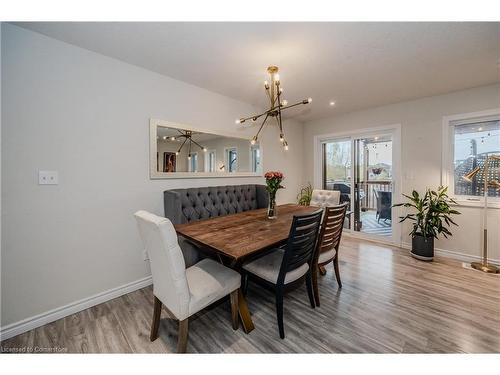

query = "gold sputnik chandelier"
[{"left": 236, "top": 66, "right": 312, "bottom": 150}]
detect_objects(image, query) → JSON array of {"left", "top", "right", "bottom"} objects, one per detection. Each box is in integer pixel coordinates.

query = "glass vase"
[{"left": 267, "top": 191, "right": 277, "bottom": 219}]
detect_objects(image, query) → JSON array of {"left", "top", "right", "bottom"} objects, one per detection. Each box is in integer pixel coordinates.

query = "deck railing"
[
  {"left": 362, "top": 181, "right": 392, "bottom": 211},
  {"left": 324, "top": 180, "right": 392, "bottom": 210}
]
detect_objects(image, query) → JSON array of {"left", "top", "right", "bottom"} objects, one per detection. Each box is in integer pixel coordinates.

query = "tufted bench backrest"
[
  {"left": 164, "top": 184, "right": 269, "bottom": 224},
  {"left": 310, "top": 189, "right": 341, "bottom": 208}
]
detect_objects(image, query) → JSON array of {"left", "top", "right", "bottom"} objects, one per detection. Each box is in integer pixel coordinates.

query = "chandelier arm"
[
  {"left": 279, "top": 100, "right": 310, "bottom": 111},
  {"left": 273, "top": 115, "right": 283, "bottom": 137},
  {"left": 265, "top": 85, "right": 273, "bottom": 104},
  {"left": 176, "top": 129, "right": 186, "bottom": 135},
  {"left": 277, "top": 108, "right": 284, "bottom": 136},
  {"left": 177, "top": 137, "right": 188, "bottom": 153},
  {"left": 188, "top": 138, "right": 192, "bottom": 155},
  {"left": 276, "top": 87, "right": 284, "bottom": 135},
  {"left": 254, "top": 113, "right": 270, "bottom": 140},
  {"left": 190, "top": 138, "right": 205, "bottom": 150},
  {"left": 240, "top": 110, "right": 269, "bottom": 123}
]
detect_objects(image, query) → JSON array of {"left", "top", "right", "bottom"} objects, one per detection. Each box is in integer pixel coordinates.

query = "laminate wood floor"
[{"left": 2, "top": 237, "right": 499, "bottom": 353}]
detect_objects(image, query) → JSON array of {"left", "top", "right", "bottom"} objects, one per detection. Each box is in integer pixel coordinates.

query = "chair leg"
[
  {"left": 312, "top": 265, "right": 320, "bottom": 307},
  {"left": 333, "top": 257, "right": 342, "bottom": 288},
  {"left": 230, "top": 289, "right": 239, "bottom": 330},
  {"left": 150, "top": 296, "right": 162, "bottom": 341},
  {"left": 319, "top": 265, "right": 327, "bottom": 276},
  {"left": 306, "top": 272, "right": 316, "bottom": 309},
  {"left": 177, "top": 318, "right": 189, "bottom": 353},
  {"left": 276, "top": 290, "right": 285, "bottom": 339}
]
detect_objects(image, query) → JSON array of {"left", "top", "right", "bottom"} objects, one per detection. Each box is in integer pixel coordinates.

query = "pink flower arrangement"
[
  {"left": 264, "top": 171, "right": 284, "bottom": 180},
  {"left": 265, "top": 171, "right": 285, "bottom": 194}
]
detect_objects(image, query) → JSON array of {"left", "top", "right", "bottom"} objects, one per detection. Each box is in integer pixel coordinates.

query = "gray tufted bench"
[{"left": 164, "top": 184, "right": 269, "bottom": 266}]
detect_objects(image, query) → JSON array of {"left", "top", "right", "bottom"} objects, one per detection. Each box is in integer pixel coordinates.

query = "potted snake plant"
[{"left": 393, "top": 186, "right": 460, "bottom": 261}]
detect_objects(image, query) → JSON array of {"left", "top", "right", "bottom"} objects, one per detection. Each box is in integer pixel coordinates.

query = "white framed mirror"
[{"left": 150, "top": 119, "right": 263, "bottom": 179}]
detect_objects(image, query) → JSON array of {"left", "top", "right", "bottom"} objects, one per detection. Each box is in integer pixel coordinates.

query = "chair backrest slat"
[
  {"left": 314, "top": 204, "right": 348, "bottom": 265},
  {"left": 277, "top": 210, "right": 323, "bottom": 284}
]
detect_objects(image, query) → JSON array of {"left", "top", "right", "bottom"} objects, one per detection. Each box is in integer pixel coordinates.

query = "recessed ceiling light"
[{"left": 329, "top": 101, "right": 336, "bottom": 106}]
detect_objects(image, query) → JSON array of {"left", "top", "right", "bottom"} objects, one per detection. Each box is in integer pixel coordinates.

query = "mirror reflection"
[{"left": 156, "top": 126, "right": 262, "bottom": 174}]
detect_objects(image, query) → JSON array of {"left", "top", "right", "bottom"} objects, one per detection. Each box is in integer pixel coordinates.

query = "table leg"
[{"left": 237, "top": 289, "right": 254, "bottom": 334}]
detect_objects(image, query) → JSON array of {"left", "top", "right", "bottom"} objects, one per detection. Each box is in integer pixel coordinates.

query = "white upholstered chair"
[
  {"left": 310, "top": 189, "right": 341, "bottom": 208},
  {"left": 134, "top": 210, "right": 241, "bottom": 353}
]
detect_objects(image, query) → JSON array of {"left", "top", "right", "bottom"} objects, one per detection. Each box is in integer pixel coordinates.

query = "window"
[
  {"left": 226, "top": 148, "right": 238, "bottom": 172},
  {"left": 251, "top": 145, "right": 261, "bottom": 173},
  {"left": 204, "top": 150, "right": 216, "bottom": 172},
  {"left": 188, "top": 152, "right": 198, "bottom": 172},
  {"left": 443, "top": 110, "right": 500, "bottom": 205}
]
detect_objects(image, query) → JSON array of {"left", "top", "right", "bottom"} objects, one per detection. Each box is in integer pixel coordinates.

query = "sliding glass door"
[
  {"left": 322, "top": 139, "right": 351, "bottom": 228},
  {"left": 353, "top": 136, "right": 393, "bottom": 237},
  {"left": 321, "top": 130, "right": 398, "bottom": 243}
]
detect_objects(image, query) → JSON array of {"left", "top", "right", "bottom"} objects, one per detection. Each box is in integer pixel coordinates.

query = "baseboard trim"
[
  {"left": 401, "top": 242, "right": 500, "bottom": 265},
  {"left": 0, "top": 276, "right": 152, "bottom": 341},
  {"left": 342, "top": 232, "right": 500, "bottom": 265}
]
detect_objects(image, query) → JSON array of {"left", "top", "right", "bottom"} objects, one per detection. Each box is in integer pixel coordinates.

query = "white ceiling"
[{"left": 14, "top": 22, "right": 500, "bottom": 122}]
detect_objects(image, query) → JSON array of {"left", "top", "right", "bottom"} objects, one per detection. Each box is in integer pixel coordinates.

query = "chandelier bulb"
[
  {"left": 279, "top": 134, "right": 284, "bottom": 142},
  {"left": 170, "top": 136, "right": 176, "bottom": 141},
  {"left": 264, "top": 80, "right": 269, "bottom": 89},
  {"left": 203, "top": 148, "right": 207, "bottom": 152},
  {"left": 308, "top": 97, "right": 312, "bottom": 103},
  {"left": 274, "top": 73, "right": 280, "bottom": 83},
  {"left": 176, "top": 151, "right": 179, "bottom": 156},
  {"left": 235, "top": 119, "right": 240, "bottom": 124},
  {"left": 279, "top": 87, "right": 283, "bottom": 93},
  {"left": 284, "top": 143, "right": 289, "bottom": 151},
  {"left": 163, "top": 136, "right": 167, "bottom": 140},
  {"left": 251, "top": 136, "right": 257, "bottom": 145},
  {"left": 281, "top": 99, "right": 288, "bottom": 106},
  {"left": 188, "top": 154, "right": 191, "bottom": 160}
]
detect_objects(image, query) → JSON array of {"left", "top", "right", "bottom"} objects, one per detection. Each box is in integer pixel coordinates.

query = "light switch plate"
[{"left": 39, "top": 170, "right": 59, "bottom": 185}]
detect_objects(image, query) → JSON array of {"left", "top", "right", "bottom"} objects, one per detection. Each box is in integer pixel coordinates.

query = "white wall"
[
  {"left": 303, "top": 83, "right": 500, "bottom": 262},
  {"left": 0, "top": 24, "right": 304, "bottom": 328}
]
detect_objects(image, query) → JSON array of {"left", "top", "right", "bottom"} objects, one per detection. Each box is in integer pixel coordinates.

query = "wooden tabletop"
[{"left": 175, "top": 204, "right": 320, "bottom": 261}]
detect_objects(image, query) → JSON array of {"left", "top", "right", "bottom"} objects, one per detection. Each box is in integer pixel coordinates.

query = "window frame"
[
  {"left": 188, "top": 152, "right": 198, "bottom": 172},
  {"left": 250, "top": 144, "right": 261, "bottom": 173},
  {"left": 204, "top": 149, "right": 216, "bottom": 173},
  {"left": 225, "top": 147, "right": 238, "bottom": 173},
  {"left": 442, "top": 108, "right": 500, "bottom": 209}
]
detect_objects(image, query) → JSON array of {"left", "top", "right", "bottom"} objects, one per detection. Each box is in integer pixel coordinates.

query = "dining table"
[{"left": 174, "top": 203, "right": 320, "bottom": 334}]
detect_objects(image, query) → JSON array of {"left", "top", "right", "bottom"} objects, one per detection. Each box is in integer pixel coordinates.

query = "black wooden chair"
[{"left": 241, "top": 209, "right": 323, "bottom": 339}]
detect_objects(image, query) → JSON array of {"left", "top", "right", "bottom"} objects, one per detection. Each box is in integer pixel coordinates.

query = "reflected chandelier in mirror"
[{"left": 150, "top": 119, "right": 263, "bottom": 179}]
